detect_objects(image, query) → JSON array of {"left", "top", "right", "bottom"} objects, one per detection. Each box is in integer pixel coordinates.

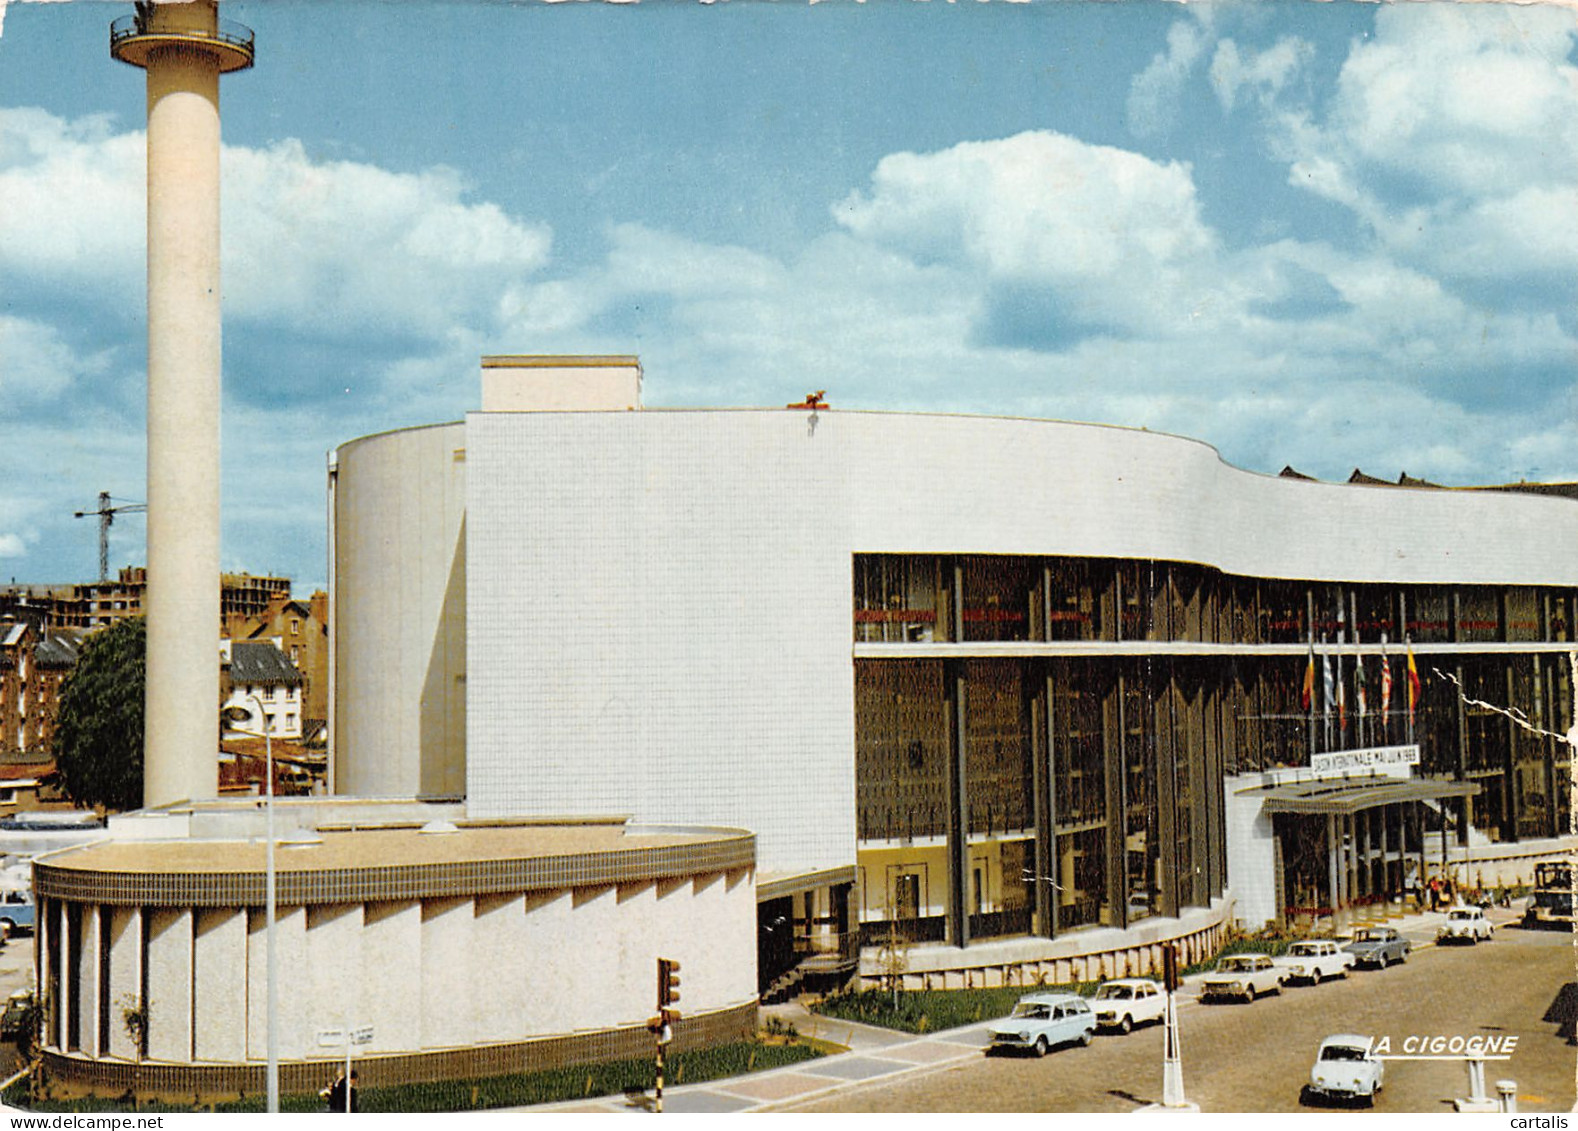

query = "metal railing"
[{"left": 110, "top": 13, "right": 254, "bottom": 58}]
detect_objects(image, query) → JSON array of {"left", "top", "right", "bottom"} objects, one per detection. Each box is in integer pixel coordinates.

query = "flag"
[
  {"left": 1301, "top": 644, "right": 1315, "bottom": 711},
  {"left": 1380, "top": 638, "right": 1393, "bottom": 730},
  {"left": 1322, "top": 649, "right": 1334, "bottom": 719},
  {"left": 1337, "top": 656, "right": 1347, "bottom": 732},
  {"left": 1355, "top": 655, "right": 1368, "bottom": 719},
  {"left": 1406, "top": 644, "right": 1421, "bottom": 721}
]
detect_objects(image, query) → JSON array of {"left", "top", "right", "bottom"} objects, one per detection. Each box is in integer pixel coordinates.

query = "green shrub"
[
  {"left": 812, "top": 982, "right": 1100, "bottom": 1035},
  {"left": 6, "top": 1039, "right": 824, "bottom": 1113}
]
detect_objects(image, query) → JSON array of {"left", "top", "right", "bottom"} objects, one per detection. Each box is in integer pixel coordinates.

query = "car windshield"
[
  {"left": 1289, "top": 943, "right": 1319, "bottom": 955},
  {"left": 1321, "top": 1045, "right": 1370, "bottom": 1062},
  {"left": 1012, "top": 1003, "right": 1052, "bottom": 1019},
  {"left": 1096, "top": 986, "right": 1133, "bottom": 1000},
  {"left": 1450, "top": 910, "right": 1475, "bottom": 920},
  {"left": 1353, "top": 929, "right": 1384, "bottom": 941},
  {"left": 1220, "top": 957, "right": 1254, "bottom": 971}
]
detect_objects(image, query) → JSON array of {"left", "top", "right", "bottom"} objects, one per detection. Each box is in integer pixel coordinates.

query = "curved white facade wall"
[
  {"left": 336, "top": 408, "right": 1578, "bottom": 873},
  {"left": 331, "top": 421, "right": 466, "bottom": 798}
]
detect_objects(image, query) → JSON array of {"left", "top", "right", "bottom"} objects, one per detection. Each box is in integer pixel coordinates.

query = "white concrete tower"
[{"left": 111, "top": 3, "right": 253, "bottom": 806}]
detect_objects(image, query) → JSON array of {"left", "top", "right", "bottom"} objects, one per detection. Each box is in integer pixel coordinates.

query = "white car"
[
  {"left": 1089, "top": 978, "right": 1166, "bottom": 1033},
  {"left": 1275, "top": 939, "right": 1356, "bottom": 985},
  {"left": 987, "top": 992, "right": 1096, "bottom": 1056},
  {"left": 1307, "top": 1033, "right": 1384, "bottom": 1105},
  {"left": 1200, "top": 953, "right": 1284, "bottom": 1002},
  {"left": 1437, "top": 905, "right": 1493, "bottom": 944}
]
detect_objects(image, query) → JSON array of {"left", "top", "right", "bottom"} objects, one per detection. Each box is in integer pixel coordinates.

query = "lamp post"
[{"left": 222, "top": 694, "right": 277, "bottom": 1113}]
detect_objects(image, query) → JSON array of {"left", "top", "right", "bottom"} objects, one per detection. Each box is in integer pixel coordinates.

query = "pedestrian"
[{"left": 322, "top": 1068, "right": 359, "bottom": 1113}]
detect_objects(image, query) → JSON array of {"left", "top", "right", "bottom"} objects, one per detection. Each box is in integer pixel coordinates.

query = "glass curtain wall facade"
[{"left": 854, "top": 554, "right": 1576, "bottom": 949}]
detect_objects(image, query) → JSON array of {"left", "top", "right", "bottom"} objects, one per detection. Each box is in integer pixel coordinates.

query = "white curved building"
[{"left": 332, "top": 356, "right": 1578, "bottom": 991}]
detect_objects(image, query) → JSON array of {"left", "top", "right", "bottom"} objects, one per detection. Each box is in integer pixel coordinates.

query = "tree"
[{"left": 52, "top": 616, "right": 145, "bottom": 811}]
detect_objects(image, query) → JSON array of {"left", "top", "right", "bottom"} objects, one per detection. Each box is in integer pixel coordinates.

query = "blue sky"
[{"left": 2, "top": 0, "right": 1575, "bottom": 594}]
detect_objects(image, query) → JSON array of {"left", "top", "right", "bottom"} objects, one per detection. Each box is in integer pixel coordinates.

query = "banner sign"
[{"left": 1311, "top": 745, "right": 1420, "bottom": 775}]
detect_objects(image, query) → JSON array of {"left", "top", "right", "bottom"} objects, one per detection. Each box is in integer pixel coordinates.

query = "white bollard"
[{"left": 1495, "top": 1080, "right": 1517, "bottom": 1113}]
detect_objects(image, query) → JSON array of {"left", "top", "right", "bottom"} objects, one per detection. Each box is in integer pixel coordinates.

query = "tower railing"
[{"left": 110, "top": 13, "right": 254, "bottom": 71}]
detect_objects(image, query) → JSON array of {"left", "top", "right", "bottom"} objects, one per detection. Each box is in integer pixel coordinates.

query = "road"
[{"left": 784, "top": 925, "right": 1576, "bottom": 1113}]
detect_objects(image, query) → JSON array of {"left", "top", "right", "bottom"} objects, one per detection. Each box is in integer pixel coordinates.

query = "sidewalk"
[
  {"left": 531, "top": 1004, "right": 994, "bottom": 1114},
  {"left": 524, "top": 902, "right": 1528, "bottom": 1114}
]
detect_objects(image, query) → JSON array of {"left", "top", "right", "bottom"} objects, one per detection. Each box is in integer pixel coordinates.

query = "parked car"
[
  {"left": 0, "top": 988, "right": 33, "bottom": 1041},
  {"left": 987, "top": 992, "right": 1096, "bottom": 1056},
  {"left": 1306, "top": 1033, "right": 1384, "bottom": 1105},
  {"left": 0, "top": 890, "right": 35, "bottom": 938},
  {"left": 1200, "top": 953, "right": 1283, "bottom": 1002},
  {"left": 1275, "top": 939, "right": 1356, "bottom": 984},
  {"left": 1089, "top": 978, "right": 1166, "bottom": 1033},
  {"left": 1437, "top": 905, "right": 1493, "bottom": 944},
  {"left": 1344, "top": 925, "right": 1411, "bottom": 968}
]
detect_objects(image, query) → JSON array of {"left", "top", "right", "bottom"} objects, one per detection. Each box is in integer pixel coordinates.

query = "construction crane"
[{"left": 73, "top": 492, "right": 147, "bottom": 583}]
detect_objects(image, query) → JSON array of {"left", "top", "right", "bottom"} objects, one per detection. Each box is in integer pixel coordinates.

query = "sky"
[{"left": 1, "top": 0, "right": 1575, "bottom": 595}]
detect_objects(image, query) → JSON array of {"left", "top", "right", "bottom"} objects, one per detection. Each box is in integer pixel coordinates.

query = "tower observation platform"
[{"left": 110, "top": 8, "right": 254, "bottom": 72}]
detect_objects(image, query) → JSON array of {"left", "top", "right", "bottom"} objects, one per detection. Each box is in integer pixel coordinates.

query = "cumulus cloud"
[
  {"left": 0, "top": 535, "right": 26, "bottom": 560},
  {"left": 833, "top": 131, "right": 1220, "bottom": 339},
  {"left": 223, "top": 139, "right": 552, "bottom": 343},
  {"left": 0, "top": 108, "right": 145, "bottom": 303},
  {"left": 0, "top": 109, "right": 554, "bottom": 352},
  {"left": 1276, "top": 4, "right": 1578, "bottom": 285},
  {"left": 1127, "top": 18, "right": 1212, "bottom": 139}
]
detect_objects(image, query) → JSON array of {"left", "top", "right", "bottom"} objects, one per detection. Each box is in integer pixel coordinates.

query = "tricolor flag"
[
  {"left": 1322, "top": 649, "right": 1334, "bottom": 720},
  {"left": 1355, "top": 655, "right": 1368, "bottom": 719},
  {"left": 1301, "top": 644, "right": 1315, "bottom": 711},
  {"left": 1406, "top": 643, "right": 1421, "bottom": 721},
  {"left": 1380, "top": 637, "right": 1393, "bottom": 732}
]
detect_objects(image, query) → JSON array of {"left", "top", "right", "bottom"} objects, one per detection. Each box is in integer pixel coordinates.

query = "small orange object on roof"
[{"left": 787, "top": 390, "right": 828, "bottom": 410}]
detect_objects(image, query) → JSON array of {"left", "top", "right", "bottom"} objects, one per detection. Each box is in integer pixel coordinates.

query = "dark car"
[{"left": 1344, "top": 926, "right": 1411, "bottom": 968}]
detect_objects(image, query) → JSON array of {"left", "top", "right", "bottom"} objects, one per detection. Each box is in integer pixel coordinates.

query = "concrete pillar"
[
  {"left": 472, "top": 894, "right": 526, "bottom": 1043},
  {"left": 419, "top": 898, "right": 473, "bottom": 1049},
  {"left": 307, "top": 904, "right": 363, "bottom": 1046},
  {"left": 248, "top": 905, "right": 307, "bottom": 1060},
  {"left": 106, "top": 907, "right": 143, "bottom": 1060},
  {"left": 1415, "top": 802, "right": 1428, "bottom": 910},
  {"left": 361, "top": 901, "right": 420, "bottom": 1056},
  {"left": 145, "top": 908, "right": 193, "bottom": 1062},
  {"left": 58, "top": 902, "right": 74, "bottom": 1053},
  {"left": 1326, "top": 814, "right": 1340, "bottom": 923},
  {"left": 194, "top": 909, "right": 246, "bottom": 1062},
  {"left": 1379, "top": 807, "right": 1391, "bottom": 914},
  {"left": 1357, "top": 810, "right": 1370, "bottom": 906},
  {"left": 524, "top": 890, "right": 578, "bottom": 1033},
  {"left": 139, "top": 1, "right": 227, "bottom": 807},
  {"left": 80, "top": 906, "right": 102, "bottom": 1058}
]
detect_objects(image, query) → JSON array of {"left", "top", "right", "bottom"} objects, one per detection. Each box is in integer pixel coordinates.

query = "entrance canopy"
[{"left": 1254, "top": 775, "right": 1478, "bottom": 817}]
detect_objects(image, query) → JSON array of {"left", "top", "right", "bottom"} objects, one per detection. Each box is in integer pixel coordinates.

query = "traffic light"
[
  {"left": 1162, "top": 942, "right": 1179, "bottom": 993},
  {"left": 658, "top": 957, "right": 682, "bottom": 1011}
]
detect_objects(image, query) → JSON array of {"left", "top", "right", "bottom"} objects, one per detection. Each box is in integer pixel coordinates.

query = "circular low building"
[{"left": 33, "top": 799, "right": 756, "bottom": 1098}]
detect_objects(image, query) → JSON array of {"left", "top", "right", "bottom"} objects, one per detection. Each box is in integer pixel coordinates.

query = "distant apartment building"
[
  {"left": 0, "top": 623, "right": 86, "bottom": 760},
  {"left": 0, "top": 567, "right": 290, "bottom": 632},
  {"left": 220, "top": 639, "right": 304, "bottom": 741},
  {"left": 225, "top": 592, "right": 328, "bottom": 735}
]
